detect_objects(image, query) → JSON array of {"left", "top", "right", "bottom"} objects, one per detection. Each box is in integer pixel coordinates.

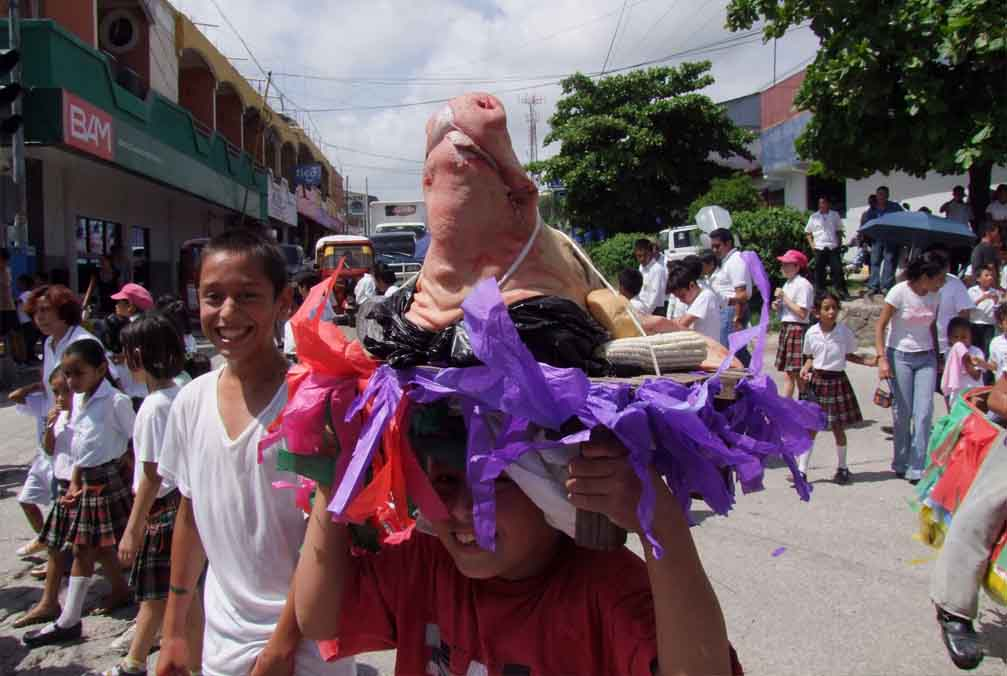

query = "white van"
[{"left": 658, "top": 225, "right": 703, "bottom": 263}]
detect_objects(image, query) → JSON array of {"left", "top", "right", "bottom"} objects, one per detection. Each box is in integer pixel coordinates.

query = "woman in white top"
[
  {"left": 11, "top": 285, "right": 98, "bottom": 558},
  {"left": 875, "top": 253, "right": 946, "bottom": 483},
  {"left": 666, "top": 261, "right": 722, "bottom": 344},
  {"left": 771, "top": 250, "right": 814, "bottom": 399}
]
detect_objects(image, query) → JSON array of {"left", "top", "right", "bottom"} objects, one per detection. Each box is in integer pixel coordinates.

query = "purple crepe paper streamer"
[{"left": 328, "top": 365, "right": 404, "bottom": 516}]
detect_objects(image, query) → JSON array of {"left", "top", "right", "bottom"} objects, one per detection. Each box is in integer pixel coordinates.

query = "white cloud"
[{"left": 188, "top": 0, "right": 819, "bottom": 200}]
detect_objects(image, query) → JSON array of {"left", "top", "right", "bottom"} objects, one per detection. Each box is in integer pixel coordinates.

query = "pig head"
[{"left": 405, "top": 93, "right": 597, "bottom": 332}]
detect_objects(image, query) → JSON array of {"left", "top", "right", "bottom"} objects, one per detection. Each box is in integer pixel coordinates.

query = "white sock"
[
  {"left": 836, "top": 446, "right": 848, "bottom": 470},
  {"left": 798, "top": 448, "right": 812, "bottom": 474},
  {"left": 56, "top": 575, "right": 91, "bottom": 628}
]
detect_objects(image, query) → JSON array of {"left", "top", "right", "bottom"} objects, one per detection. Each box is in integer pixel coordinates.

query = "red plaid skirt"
[
  {"left": 775, "top": 322, "right": 807, "bottom": 373},
  {"left": 38, "top": 480, "right": 74, "bottom": 551},
  {"left": 64, "top": 459, "right": 133, "bottom": 549},
  {"left": 804, "top": 369, "right": 863, "bottom": 430},
  {"left": 130, "top": 489, "right": 180, "bottom": 602}
]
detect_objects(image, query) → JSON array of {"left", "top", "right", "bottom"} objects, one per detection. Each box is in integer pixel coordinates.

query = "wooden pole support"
[{"left": 575, "top": 509, "right": 627, "bottom": 550}]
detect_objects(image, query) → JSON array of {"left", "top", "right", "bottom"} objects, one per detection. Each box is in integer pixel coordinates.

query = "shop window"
[{"left": 76, "top": 217, "right": 122, "bottom": 258}]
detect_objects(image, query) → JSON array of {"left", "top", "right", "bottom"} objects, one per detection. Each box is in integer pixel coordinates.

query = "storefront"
[{"left": 8, "top": 19, "right": 268, "bottom": 296}]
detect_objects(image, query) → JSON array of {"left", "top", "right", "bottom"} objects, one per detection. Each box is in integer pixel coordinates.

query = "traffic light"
[{"left": 0, "top": 49, "right": 22, "bottom": 136}]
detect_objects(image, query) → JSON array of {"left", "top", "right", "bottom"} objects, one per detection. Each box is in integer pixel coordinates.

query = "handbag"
[{"left": 874, "top": 378, "right": 893, "bottom": 408}]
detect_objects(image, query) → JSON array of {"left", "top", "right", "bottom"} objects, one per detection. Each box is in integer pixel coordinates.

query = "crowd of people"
[{"left": 10, "top": 204, "right": 1007, "bottom": 673}]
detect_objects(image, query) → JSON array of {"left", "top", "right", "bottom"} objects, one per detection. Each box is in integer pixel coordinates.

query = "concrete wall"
[
  {"left": 761, "top": 71, "right": 806, "bottom": 130},
  {"left": 97, "top": 5, "right": 149, "bottom": 88},
  {"left": 178, "top": 66, "right": 215, "bottom": 131},
  {"left": 147, "top": 0, "right": 178, "bottom": 103},
  {"left": 38, "top": 0, "right": 97, "bottom": 47},
  {"left": 783, "top": 172, "right": 808, "bottom": 212},
  {"left": 845, "top": 167, "right": 1007, "bottom": 227}
]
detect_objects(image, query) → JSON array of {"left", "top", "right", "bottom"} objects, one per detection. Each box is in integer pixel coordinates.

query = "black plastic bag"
[{"left": 360, "top": 279, "right": 612, "bottom": 376}]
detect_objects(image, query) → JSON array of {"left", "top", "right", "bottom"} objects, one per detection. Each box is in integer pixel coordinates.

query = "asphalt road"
[{"left": 2, "top": 335, "right": 1006, "bottom": 675}]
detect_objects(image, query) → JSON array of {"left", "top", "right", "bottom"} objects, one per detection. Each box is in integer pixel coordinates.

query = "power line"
[
  {"left": 322, "top": 143, "right": 424, "bottom": 165},
  {"left": 296, "top": 27, "right": 798, "bottom": 113},
  {"left": 238, "top": 24, "right": 784, "bottom": 91},
  {"left": 205, "top": 0, "right": 330, "bottom": 157},
  {"left": 601, "top": 0, "right": 630, "bottom": 74},
  {"left": 340, "top": 162, "right": 424, "bottom": 176}
]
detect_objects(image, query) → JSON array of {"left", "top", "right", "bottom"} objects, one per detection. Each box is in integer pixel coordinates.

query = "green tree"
[
  {"left": 529, "top": 62, "right": 754, "bottom": 234},
  {"left": 732, "top": 208, "right": 811, "bottom": 283},
  {"left": 687, "top": 174, "right": 763, "bottom": 222},
  {"left": 589, "top": 232, "right": 651, "bottom": 281},
  {"left": 726, "top": 0, "right": 1007, "bottom": 218}
]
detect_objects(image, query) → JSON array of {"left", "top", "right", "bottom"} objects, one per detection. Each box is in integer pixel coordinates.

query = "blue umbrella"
[{"left": 860, "top": 211, "right": 976, "bottom": 249}]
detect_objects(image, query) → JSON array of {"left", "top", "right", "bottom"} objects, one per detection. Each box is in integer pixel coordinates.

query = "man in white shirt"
[
  {"left": 940, "top": 186, "right": 974, "bottom": 230},
  {"left": 634, "top": 239, "right": 668, "bottom": 316},
  {"left": 709, "top": 228, "right": 752, "bottom": 366},
  {"left": 987, "top": 184, "right": 1007, "bottom": 236},
  {"left": 805, "top": 196, "right": 849, "bottom": 299},
  {"left": 353, "top": 267, "right": 378, "bottom": 306}
]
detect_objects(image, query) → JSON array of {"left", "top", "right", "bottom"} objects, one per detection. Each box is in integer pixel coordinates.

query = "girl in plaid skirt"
[
  {"left": 24, "top": 339, "right": 136, "bottom": 648},
  {"left": 799, "top": 292, "right": 878, "bottom": 485},
  {"left": 772, "top": 250, "right": 814, "bottom": 399},
  {"left": 99, "top": 313, "right": 203, "bottom": 676},
  {"left": 13, "top": 366, "right": 74, "bottom": 629}
]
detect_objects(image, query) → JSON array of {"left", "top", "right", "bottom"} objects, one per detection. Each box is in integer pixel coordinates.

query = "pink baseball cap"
[
  {"left": 111, "top": 283, "right": 154, "bottom": 311},
  {"left": 776, "top": 250, "right": 809, "bottom": 268}
]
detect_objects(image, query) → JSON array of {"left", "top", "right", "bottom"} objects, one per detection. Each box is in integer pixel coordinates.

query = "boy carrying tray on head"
[{"left": 294, "top": 409, "right": 743, "bottom": 676}]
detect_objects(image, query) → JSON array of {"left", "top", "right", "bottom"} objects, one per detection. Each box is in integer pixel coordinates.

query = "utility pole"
[
  {"left": 364, "top": 177, "right": 369, "bottom": 237},
  {"left": 9, "top": 0, "right": 26, "bottom": 246},
  {"left": 520, "top": 94, "right": 543, "bottom": 165},
  {"left": 344, "top": 174, "right": 350, "bottom": 233}
]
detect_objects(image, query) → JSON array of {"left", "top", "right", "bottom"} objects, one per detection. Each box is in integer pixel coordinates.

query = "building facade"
[
  {"left": 727, "top": 69, "right": 1007, "bottom": 227},
  {"left": 0, "top": 0, "right": 345, "bottom": 297}
]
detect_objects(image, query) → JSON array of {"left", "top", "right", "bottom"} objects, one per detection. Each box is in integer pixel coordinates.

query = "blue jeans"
[
  {"left": 719, "top": 305, "right": 751, "bottom": 367},
  {"left": 868, "top": 242, "right": 899, "bottom": 292},
  {"left": 888, "top": 348, "right": 937, "bottom": 480}
]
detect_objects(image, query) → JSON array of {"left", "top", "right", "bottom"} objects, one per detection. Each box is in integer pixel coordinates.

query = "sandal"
[
  {"left": 16, "top": 539, "right": 47, "bottom": 558},
  {"left": 12, "top": 605, "right": 61, "bottom": 628},
  {"left": 29, "top": 563, "right": 48, "bottom": 579}
]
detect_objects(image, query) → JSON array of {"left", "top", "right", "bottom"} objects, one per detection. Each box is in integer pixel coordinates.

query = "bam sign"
[{"left": 63, "top": 91, "right": 115, "bottom": 161}]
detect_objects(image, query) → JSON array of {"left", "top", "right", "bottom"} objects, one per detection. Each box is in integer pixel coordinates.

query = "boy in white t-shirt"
[
  {"left": 666, "top": 261, "right": 722, "bottom": 343},
  {"left": 987, "top": 305, "right": 1007, "bottom": 382},
  {"left": 618, "top": 268, "right": 649, "bottom": 317},
  {"left": 967, "top": 264, "right": 1000, "bottom": 356},
  {"left": 156, "top": 230, "right": 354, "bottom": 676}
]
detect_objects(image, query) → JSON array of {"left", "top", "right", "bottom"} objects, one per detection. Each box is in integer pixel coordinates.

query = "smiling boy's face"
[
  {"left": 198, "top": 250, "right": 291, "bottom": 365},
  {"left": 426, "top": 458, "right": 561, "bottom": 581}
]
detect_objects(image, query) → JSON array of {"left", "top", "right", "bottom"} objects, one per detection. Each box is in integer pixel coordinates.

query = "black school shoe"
[
  {"left": 833, "top": 467, "right": 853, "bottom": 485},
  {"left": 22, "top": 620, "right": 82, "bottom": 648},
  {"left": 936, "top": 607, "right": 984, "bottom": 670}
]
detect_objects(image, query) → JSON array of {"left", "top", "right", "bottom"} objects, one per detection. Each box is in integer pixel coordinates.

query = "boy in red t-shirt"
[{"left": 294, "top": 428, "right": 742, "bottom": 676}]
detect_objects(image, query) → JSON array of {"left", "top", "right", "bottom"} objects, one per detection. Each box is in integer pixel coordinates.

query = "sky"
[{"left": 173, "top": 0, "right": 820, "bottom": 201}]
